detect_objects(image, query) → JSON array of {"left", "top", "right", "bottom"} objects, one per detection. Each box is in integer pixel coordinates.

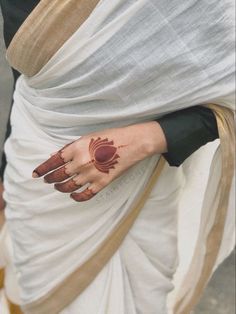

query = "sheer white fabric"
[{"left": 2, "top": 0, "right": 235, "bottom": 313}]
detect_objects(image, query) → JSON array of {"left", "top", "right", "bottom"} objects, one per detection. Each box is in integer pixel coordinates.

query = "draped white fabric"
[{"left": 2, "top": 0, "right": 235, "bottom": 313}]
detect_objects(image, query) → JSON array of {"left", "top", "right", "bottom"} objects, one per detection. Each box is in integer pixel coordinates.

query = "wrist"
[{"left": 126, "top": 121, "right": 168, "bottom": 158}]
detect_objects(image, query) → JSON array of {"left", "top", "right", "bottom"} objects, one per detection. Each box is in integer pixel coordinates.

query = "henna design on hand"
[
  {"left": 55, "top": 179, "right": 82, "bottom": 193},
  {"left": 71, "top": 188, "right": 96, "bottom": 202},
  {"left": 44, "top": 165, "right": 70, "bottom": 183},
  {"left": 88, "top": 137, "right": 126, "bottom": 174},
  {"left": 32, "top": 137, "right": 127, "bottom": 202},
  {"left": 32, "top": 141, "right": 74, "bottom": 178},
  {"left": 33, "top": 152, "right": 65, "bottom": 178}
]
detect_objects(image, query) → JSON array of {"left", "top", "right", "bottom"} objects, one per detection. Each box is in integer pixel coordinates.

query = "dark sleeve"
[
  {"left": 0, "top": 0, "right": 39, "bottom": 48},
  {"left": 157, "top": 106, "right": 219, "bottom": 167},
  {"left": 0, "top": 0, "right": 40, "bottom": 80}
]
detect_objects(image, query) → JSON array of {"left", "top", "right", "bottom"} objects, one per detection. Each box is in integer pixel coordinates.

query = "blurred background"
[{"left": 0, "top": 12, "right": 235, "bottom": 314}]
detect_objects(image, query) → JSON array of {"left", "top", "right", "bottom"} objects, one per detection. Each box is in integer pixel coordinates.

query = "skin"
[
  {"left": 89, "top": 137, "right": 127, "bottom": 173},
  {"left": 32, "top": 121, "right": 167, "bottom": 202}
]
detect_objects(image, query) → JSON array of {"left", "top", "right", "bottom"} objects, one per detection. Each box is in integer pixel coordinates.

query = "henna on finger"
[
  {"left": 70, "top": 188, "right": 97, "bottom": 202},
  {"left": 44, "top": 165, "right": 71, "bottom": 183},
  {"left": 32, "top": 141, "right": 74, "bottom": 178},
  {"left": 33, "top": 152, "right": 65, "bottom": 178},
  {"left": 55, "top": 178, "right": 82, "bottom": 193}
]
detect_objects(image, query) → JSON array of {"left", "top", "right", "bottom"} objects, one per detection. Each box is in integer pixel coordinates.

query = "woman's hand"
[{"left": 32, "top": 122, "right": 167, "bottom": 202}]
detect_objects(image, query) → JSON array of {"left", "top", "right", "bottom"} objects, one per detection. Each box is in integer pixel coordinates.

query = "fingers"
[
  {"left": 44, "top": 155, "right": 88, "bottom": 184},
  {"left": 54, "top": 178, "right": 82, "bottom": 193},
  {"left": 32, "top": 138, "right": 111, "bottom": 202},
  {"left": 33, "top": 152, "right": 65, "bottom": 178},
  {"left": 44, "top": 165, "right": 71, "bottom": 183},
  {"left": 32, "top": 142, "right": 74, "bottom": 178},
  {"left": 71, "top": 187, "right": 97, "bottom": 202},
  {"left": 70, "top": 180, "right": 105, "bottom": 202},
  {"left": 54, "top": 171, "right": 94, "bottom": 193}
]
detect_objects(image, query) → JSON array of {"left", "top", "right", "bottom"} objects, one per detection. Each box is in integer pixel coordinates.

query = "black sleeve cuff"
[{"left": 156, "top": 106, "right": 219, "bottom": 167}]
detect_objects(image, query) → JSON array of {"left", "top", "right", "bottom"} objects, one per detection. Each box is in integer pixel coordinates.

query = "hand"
[{"left": 32, "top": 122, "right": 167, "bottom": 202}]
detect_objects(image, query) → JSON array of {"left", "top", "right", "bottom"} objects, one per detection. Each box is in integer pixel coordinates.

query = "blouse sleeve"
[{"left": 157, "top": 106, "right": 219, "bottom": 167}]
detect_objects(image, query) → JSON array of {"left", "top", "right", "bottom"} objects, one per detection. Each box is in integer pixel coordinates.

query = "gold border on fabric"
[
  {"left": 4, "top": 1, "right": 235, "bottom": 310},
  {"left": 22, "top": 157, "right": 166, "bottom": 314},
  {"left": 0, "top": 268, "right": 4, "bottom": 289},
  {"left": 6, "top": 0, "right": 101, "bottom": 77},
  {"left": 174, "top": 105, "right": 235, "bottom": 314},
  {"left": 0, "top": 268, "right": 23, "bottom": 314},
  {"left": 7, "top": 300, "right": 24, "bottom": 314}
]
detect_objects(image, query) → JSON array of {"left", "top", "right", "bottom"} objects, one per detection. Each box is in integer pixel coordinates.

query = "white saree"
[{"left": 1, "top": 0, "right": 235, "bottom": 313}]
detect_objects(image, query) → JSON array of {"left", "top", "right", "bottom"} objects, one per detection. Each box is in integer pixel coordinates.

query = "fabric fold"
[
  {"left": 173, "top": 105, "right": 235, "bottom": 313},
  {"left": 2, "top": 0, "right": 235, "bottom": 313}
]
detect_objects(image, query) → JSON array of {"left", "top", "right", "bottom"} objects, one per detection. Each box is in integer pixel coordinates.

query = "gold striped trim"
[
  {"left": 7, "top": 300, "right": 24, "bottom": 314},
  {"left": 23, "top": 157, "right": 165, "bottom": 314},
  {"left": 6, "top": 0, "right": 101, "bottom": 77},
  {"left": 174, "top": 105, "right": 235, "bottom": 313},
  {"left": 0, "top": 268, "right": 4, "bottom": 289},
  {"left": 0, "top": 268, "right": 23, "bottom": 314}
]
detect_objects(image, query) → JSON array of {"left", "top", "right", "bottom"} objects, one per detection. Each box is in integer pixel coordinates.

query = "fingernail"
[{"left": 32, "top": 171, "right": 39, "bottom": 178}]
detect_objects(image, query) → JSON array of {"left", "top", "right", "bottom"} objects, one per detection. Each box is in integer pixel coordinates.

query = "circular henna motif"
[{"left": 89, "top": 137, "right": 120, "bottom": 173}]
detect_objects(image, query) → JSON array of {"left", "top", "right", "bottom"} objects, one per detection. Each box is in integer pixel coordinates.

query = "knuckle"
[
  {"left": 72, "top": 175, "right": 80, "bottom": 184},
  {"left": 73, "top": 177, "right": 84, "bottom": 186},
  {"left": 70, "top": 141, "right": 81, "bottom": 155},
  {"left": 98, "top": 177, "right": 109, "bottom": 187},
  {"left": 60, "top": 150, "right": 68, "bottom": 162},
  {"left": 65, "top": 164, "right": 76, "bottom": 176},
  {"left": 64, "top": 166, "right": 71, "bottom": 175}
]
